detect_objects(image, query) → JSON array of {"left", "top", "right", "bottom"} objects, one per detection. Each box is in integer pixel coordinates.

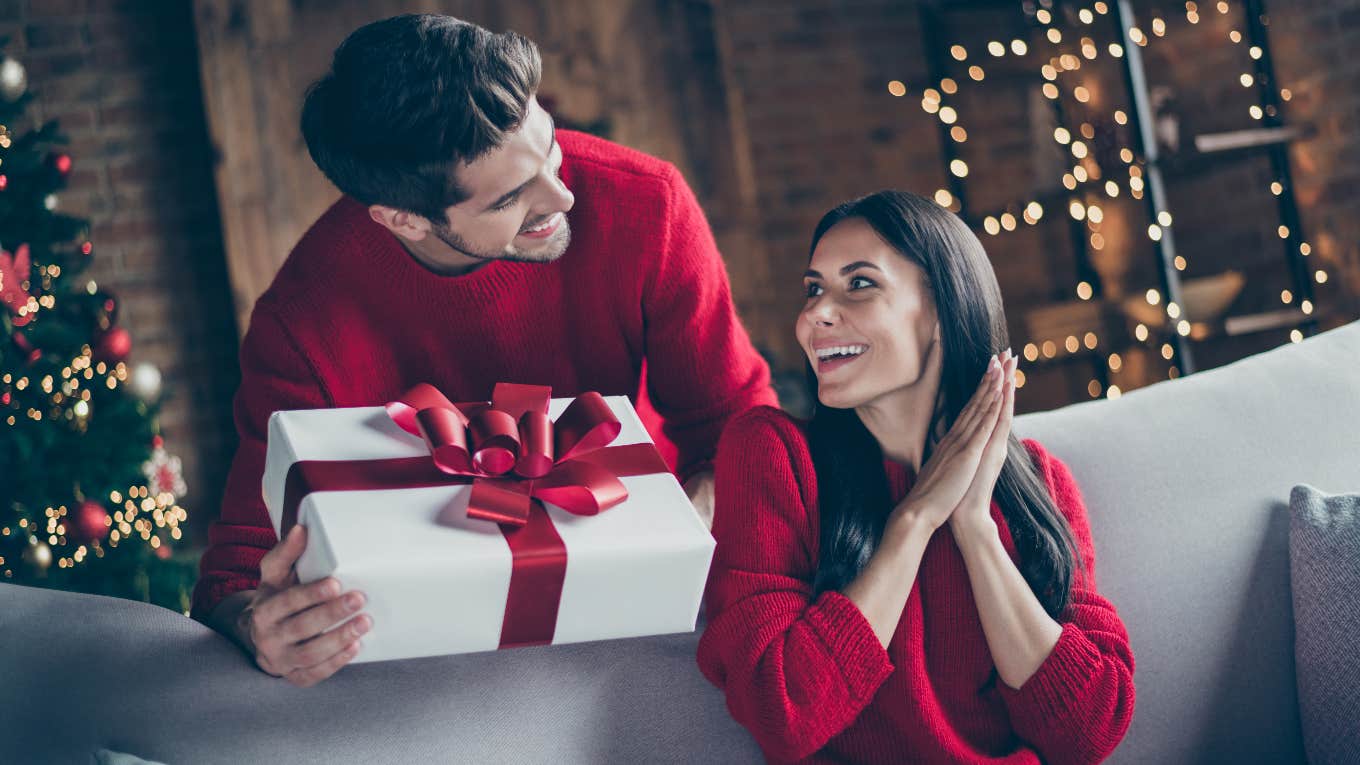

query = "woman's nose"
[{"left": 805, "top": 300, "right": 838, "bottom": 327}]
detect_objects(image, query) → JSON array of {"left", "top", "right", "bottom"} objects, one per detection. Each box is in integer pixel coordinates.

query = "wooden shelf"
[
  {"left": 1222, "top": 307, "right": 1313, "bottom": 336},
  {"left": 1193, "top": 126, "right": 1299, "bottom": 154}
]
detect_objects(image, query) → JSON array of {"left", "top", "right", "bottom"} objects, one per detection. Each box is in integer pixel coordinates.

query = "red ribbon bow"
[{"left": 385, "top": 382, "right": 644, "bottom": 527}]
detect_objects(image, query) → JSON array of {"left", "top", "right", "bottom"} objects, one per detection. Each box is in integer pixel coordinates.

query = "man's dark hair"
[{"left": 300, "top": 14, "right": 542, "bottom": 222}]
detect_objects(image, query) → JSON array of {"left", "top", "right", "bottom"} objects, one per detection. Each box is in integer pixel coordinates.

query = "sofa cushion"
[
  {"left": 1013, "top": 319, "right": 1360, "bottom": 764},
  {"left": 1289, "top": 484, "right": 1360, "bottom": 765}
]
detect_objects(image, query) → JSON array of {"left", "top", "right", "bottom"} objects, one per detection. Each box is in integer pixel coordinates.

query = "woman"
[{"left": 698, "top": 191, "right": 1135, "bottom": 764}]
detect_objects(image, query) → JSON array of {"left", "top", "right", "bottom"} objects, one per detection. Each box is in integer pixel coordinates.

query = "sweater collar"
[{"left": 334, "top": 196, "right": 527, "bottom": 301}]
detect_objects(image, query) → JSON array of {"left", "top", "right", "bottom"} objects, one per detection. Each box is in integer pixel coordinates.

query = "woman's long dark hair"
[{"left": 807, "top": 190, "right": 1080, "bottom": 619}]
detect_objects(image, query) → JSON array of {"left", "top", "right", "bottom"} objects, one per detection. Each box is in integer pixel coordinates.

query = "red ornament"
[
  {"left": 81, "top": 241, "right": 93, "bottom": 255},
  {"left": 152, "top": 435, "right": 163, "bottom": 448},
  {"left": 154, "top": 544, "right": 172, "bottom": 560},
  {"left": 0, "top": 174, "right": 7, "bottom": 191},
  {"left": 1, "top": 391, "right": 9, "bottom": 405},
  {"left": 94, "top": 326, "right": 131, "bottom": 362},
  {"left": 54, "top": 154, "right": 72, "bottom": 174},
  {"left": 72, "top": 500, "right": 111, "bottom": 544}
]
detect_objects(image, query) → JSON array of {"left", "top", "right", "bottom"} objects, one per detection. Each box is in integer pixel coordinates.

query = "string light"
[{"left": 914, "top": 1, "right": 1314, "bottom": 394}]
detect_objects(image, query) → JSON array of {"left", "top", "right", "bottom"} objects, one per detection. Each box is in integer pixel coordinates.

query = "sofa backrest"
[
  {"left": 5, "top": 322, "right": 1356, "bottom": 764},
  {"left": 1014, "top": 319, "right": 1360, "bottom": 764}
]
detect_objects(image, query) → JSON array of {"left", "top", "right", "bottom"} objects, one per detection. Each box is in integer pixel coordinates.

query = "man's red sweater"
[
  {"left": 698, "top": 407, "right": 1135, "bottom": 764},
  {"left": 192, "top": 130, "right": 776, "bottom": 620}
]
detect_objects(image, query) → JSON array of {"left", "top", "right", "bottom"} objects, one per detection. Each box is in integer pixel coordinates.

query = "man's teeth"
[
  {"left": 816, "top": 345, "right": 868, "bottom": 360},
  {"left": 523, "top": 214, "right": 557, "bottom": 233}
]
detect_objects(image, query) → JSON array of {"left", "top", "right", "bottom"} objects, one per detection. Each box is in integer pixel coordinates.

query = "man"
[{"left": 194, "top": 14, "right": 775, "bottom": 687}]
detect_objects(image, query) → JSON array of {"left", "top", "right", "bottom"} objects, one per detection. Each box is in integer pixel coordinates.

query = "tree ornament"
[
  {"left": 129, "top": 362, "right": 162, "bottom": 403},
  {"left": 72, "top": 500, "right": 110, "bottom": 544},
  {"left": 22, "top": 539, "right": 52, "bottom": 574},
  {"left": 0, "top": 243, "right": 32, "bottom": 327},
  {"left": 0, "top": 55, "right": 27, "bottom": 102},
  {"left": 94, "top": 326, "right": 131, "bottom": 363},
  {"left": 143, "top": 443, "right": 187, "bottom": 498}
]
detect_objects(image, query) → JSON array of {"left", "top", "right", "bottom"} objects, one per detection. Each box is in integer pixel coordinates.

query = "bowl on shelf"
[{"left": 1120, "top": 270, "right": 1245, "bottom": 328}]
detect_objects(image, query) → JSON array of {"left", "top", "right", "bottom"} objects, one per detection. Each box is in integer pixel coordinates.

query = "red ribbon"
[{"left": 278, "top": 383, "right": 670, "bottom": 649}]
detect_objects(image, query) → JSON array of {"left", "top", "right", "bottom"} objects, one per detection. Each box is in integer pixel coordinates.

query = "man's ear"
[{"left": 368, "top": 205, "right": 430, "bottom": 241}]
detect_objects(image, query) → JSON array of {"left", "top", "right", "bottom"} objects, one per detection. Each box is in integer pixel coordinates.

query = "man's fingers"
[
  {"left": 255, "top": 576, "right": 342, "bottom": 629},
  {"left": 259, "top": 525, "right": 307, "bottom": 586},
  {"left": 285, "top": 640, "right": 362, "bottom": 688},
  {"left": 286, "top": 614, "right": 371, "bottom": 674},
  {"left": 279, "top": 590, "right": 366, "bottom": 644}
]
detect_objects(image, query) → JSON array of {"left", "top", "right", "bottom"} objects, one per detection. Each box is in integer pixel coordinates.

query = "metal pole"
[
  {"left": 1243, "top": 0, "right": 1318, "bottom": 337},
  {"left": 1112, "top": 0, "right": 1196, "bottom": 374}
]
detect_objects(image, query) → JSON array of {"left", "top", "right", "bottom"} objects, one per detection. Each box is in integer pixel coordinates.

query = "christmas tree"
[{"left": 0, "top": 45, "right": 195, "bottom": 612}]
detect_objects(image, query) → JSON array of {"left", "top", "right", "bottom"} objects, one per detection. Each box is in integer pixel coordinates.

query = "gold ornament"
[{"left": 22, "top": 539, "right": 52, "bottom": 574}]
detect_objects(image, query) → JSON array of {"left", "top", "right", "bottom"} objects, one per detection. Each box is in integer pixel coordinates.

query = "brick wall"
[
  {"left": 3, "top": 0, "right": 239, "bottom": 539},
  {"left": 715, "top": 0, "right": 1360, "bottom": 410}
]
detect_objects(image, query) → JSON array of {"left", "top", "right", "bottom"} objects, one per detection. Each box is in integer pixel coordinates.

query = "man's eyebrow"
[{"left": 483, "top": 115, "right": 558, "bottom": 213}]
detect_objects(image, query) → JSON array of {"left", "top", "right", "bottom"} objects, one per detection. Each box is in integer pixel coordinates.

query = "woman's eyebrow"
[
  {"left": 839, "top": 261, "right": 882, "bottom": 275},
  {"left": 804, "top": 261, "right": 884, "bottom": 279}
]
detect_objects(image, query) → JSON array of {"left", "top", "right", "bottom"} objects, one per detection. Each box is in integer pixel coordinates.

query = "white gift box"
[{"left": 262, "top": 395, "right": 715, "bottom": 663}]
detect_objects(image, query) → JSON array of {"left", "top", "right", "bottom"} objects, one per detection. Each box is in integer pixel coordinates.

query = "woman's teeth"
[{"left": 816, "top": 344, "right": 868, "bottom": 361}]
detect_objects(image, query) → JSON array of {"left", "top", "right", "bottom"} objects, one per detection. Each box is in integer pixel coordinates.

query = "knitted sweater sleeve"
[
  {"left": 190, "top": 307, "right": 330, "bottom": 621},
  {"left": 998, "top": 441, "right": 1137, "bottom": 764},
  {"left": 697, "top": 409, "right": 894, "bottom": 762},
  {"left": 642, "top": 165, "right": 776, "bottom": 481}
]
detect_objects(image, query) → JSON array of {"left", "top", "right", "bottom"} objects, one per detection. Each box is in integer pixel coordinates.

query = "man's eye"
[
  {"left": 805, "top": 282, "right": 823, "bottom": 298},
  {"left": 491, "top": 197, "right": 518, "bottom": 212}
]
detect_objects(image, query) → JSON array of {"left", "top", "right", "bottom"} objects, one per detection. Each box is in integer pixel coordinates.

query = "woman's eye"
[
  {"left": 804, "top": 282, "right": 823, "bottom": 298},
  {"left": 849, "top": 276, "right": 877, "bottom": 290}
]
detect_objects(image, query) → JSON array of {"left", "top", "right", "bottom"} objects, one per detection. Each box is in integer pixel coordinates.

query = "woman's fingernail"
[{"left": 345, "top": 592, "right": 363, "bottom": 610}]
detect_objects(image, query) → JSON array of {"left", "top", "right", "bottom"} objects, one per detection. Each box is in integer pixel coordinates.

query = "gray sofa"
[{"left": 4, "top": 319, "right": 1358, "bottom": 764}]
